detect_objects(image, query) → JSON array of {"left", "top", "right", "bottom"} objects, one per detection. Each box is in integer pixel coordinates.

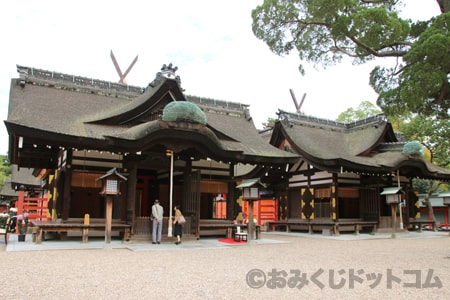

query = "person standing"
[
  {"left": 173, "top": 205, "right": 183, "bottom": 245},
  {"left": 151, "top": 199, "right": 164, "bottom": 244}
]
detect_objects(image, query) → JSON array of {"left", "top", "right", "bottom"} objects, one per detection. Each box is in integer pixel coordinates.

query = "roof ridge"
[
  {"left": 277, "top": 109, "right": 387, "bottom": 130},
  {"left": 187, "top": 95, "right": 249, "bottom": 112},
  {"left": 17, "top": 65, "right": 144, "bottom": 97},
  {"left": 16, "top": 65, "right": 251, "bottom": 112}
]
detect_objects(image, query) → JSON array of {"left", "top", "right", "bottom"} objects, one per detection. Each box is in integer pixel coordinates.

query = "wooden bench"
[
  {"left": 265, "top": 220, "right": 291, "bottom": 232},
  {"left": 199, "top": 219, "right": 236, "bottom": 238},
  {"left": 266, "top": 220, "right": 378, "bottom": 236},
  {"left": 31, "top": 220, "right": 131, "bottom": 244},
  {"left": 408, "top": 219, "right": 436, "bottom": 232},
  {"left": 334, "top": 221, "right": 378, "bottom": 235}
]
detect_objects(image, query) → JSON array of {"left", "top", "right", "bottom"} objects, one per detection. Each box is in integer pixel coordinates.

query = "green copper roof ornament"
[
  {"left": 402, "top": 141, "right": 424, "bottom": 158},
  {"left": 162, "top": 101, "right": 207, "bottom": 125}
]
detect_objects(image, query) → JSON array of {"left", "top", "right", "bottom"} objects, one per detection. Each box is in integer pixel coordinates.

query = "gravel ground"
[{"left": 0, "top": 232, "right": 449, "bottom": 299}]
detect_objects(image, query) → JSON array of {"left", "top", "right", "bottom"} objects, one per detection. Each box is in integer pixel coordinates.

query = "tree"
[
  {"left": 0, "top": 154, "right": 12, "bottom": 192},
  {"left": 336, "top": 101, "right": 381, "bottom": 123},
  {"left": 419, "top": 180, "right": 443, "bottom": 231},
  {"left": 252, "top": 0, "right": 450, "bottom": 119},
  {"left": 262, "top": 117, "right": 277, "bottom": 129},
  {"left": 398, "top": 114, "right": 449, "bottom": 229},
  {"left": 398, "top": 115, "right": 450, "bottom": 168}
]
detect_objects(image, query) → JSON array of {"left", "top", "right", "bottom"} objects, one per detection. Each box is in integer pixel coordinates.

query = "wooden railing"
[
  {"left": 22, "top": 197, "right": 49, "bottom": 221},
  {"left": 15, "top": 189, "right": 49, "bottom": 222}
]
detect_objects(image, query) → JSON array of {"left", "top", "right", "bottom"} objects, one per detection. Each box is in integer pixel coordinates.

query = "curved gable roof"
[
  {"left": 272, "top": 111, "right": 450, "bottom": 180},
  {"left": 86, "top": 78, "right": 185, "bottom": 126},
  {"left": 6, "top": 65, "right": 298, "bottom": 167},
  {"left": 276, "top": 112, "right": 392, "bottom": 159}
]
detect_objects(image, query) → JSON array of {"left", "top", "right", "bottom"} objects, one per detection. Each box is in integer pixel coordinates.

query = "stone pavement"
[
  {"left": 264, "top": 230, "right": 450, "bottom": 240},
  {"left": 3, "top": 233, "right": 288, "bottom": 252},
  {"left": 3, "top": 230, "right": 448, "bottom": 252}
]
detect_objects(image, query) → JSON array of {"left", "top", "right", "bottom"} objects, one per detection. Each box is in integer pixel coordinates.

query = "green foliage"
[
  {"left": 17, "top": 213, "right": 29, "bottom": 234},
  {"left": 336, "top": 104, "right": 450, "bottom": 191},
  {"left": 372, "top": 12, "right": 450, "bottom": 119},
  {"left": 395, "top": 114, "right": 449, "bottom": 192},
  {"left": 336, "top": 101, "right": 381, "bottom": 123},
  {"left": 0, "top": 155, "right": 11, "bottom": 190},
  {"left": 252, "top": 1, "right": 450, "bottom": 119},
  {"left": 412, "top": 178, "right": 447, "bottom": 194},
  {"left": 397, "top": 115, "right": 450, "bottom": 168},
  {"left": 0, "top": 213, "right": 9, "bottom": 229},
  {"left": 262, "top": 117, "right": 277, "bottom": 129},
  {"left": 252, "top": 1, "right": 410, "bottom": 67},
  {"left": 412, "top": 179, "right": 429, "bottom": 194}
]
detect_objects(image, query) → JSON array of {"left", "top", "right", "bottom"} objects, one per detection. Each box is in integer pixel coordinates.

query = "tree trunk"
[{"left": 423, "top": 180, "right": 441, "bottom": 231}]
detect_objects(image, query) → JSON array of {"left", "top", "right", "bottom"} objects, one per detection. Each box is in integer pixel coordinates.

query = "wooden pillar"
[
  {"left": 126, "top": 164, "right": 137, "bottom": 231},
  {"left": 124, "top": 154, "right": 144, "bottom": 235},
  {"left": 248, "top": 200, "right": 254, "bottom": 241},
  {"left": 183, "top": 161, "right": 201, "bottom": 237},
  {"left": 16, "top": 188, "right": 25, "bottom": 234},
  {"left": 82, "top": 214, "right": 90, "bottom": 243},
  {"left": 391, "top": 204, "right": 397, "bottom": 238},
  {"left": 61, "top": 149, "right": 73, "bottom": 221},
  {"left": 227, "top": 163, "right": 235, "bottom": 220},
  {"left": 331, "top": 183, "right": 337, "bottom": 221},
  {"left": 105, "top": 196, "right": 113, "bottom": 244},
  {"left": 17, "top": 189, "right": 24, "bottom": 216},
  {"left": 61, "top": 167, "right": 72, "bottom": 221},
  {"left": 48, "top": 172, "right": 57, "bottom": 220},
  {"left": 182, "top": 160, "right": 193, "bottom": 211}
]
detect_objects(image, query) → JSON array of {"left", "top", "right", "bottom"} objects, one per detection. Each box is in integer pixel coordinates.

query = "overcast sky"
[{"left": 0, "top": 0, "right": 440, "bottom": 155}]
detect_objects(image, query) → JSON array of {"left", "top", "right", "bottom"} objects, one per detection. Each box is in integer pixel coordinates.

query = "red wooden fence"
[
  {"left": 16, "top": 190, "right": 49, "bottom": 222},
  {"left": 242, "top": 199, "right": 278, "bottom": 225}
]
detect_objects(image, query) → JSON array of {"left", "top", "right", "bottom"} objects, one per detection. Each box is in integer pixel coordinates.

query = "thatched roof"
[
  {"left": 0, "top": 178, "right": 17, "bottom": 198},
  {"left": 10, "top": 164, "right": 41, "bottom": 188},
  {"left": 272, "top": 110, "right": 450, "bottom": 180},
  {"left": 0, "top": 165, "right": 42, "bottom": 203},
  {"left": 5, "top": 65, "right": 298, "bottom": 168}
]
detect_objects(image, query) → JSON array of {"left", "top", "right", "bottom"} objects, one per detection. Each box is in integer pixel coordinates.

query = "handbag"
[{"left": 178, "top": 215, "right": 186, "bottom": 224}]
